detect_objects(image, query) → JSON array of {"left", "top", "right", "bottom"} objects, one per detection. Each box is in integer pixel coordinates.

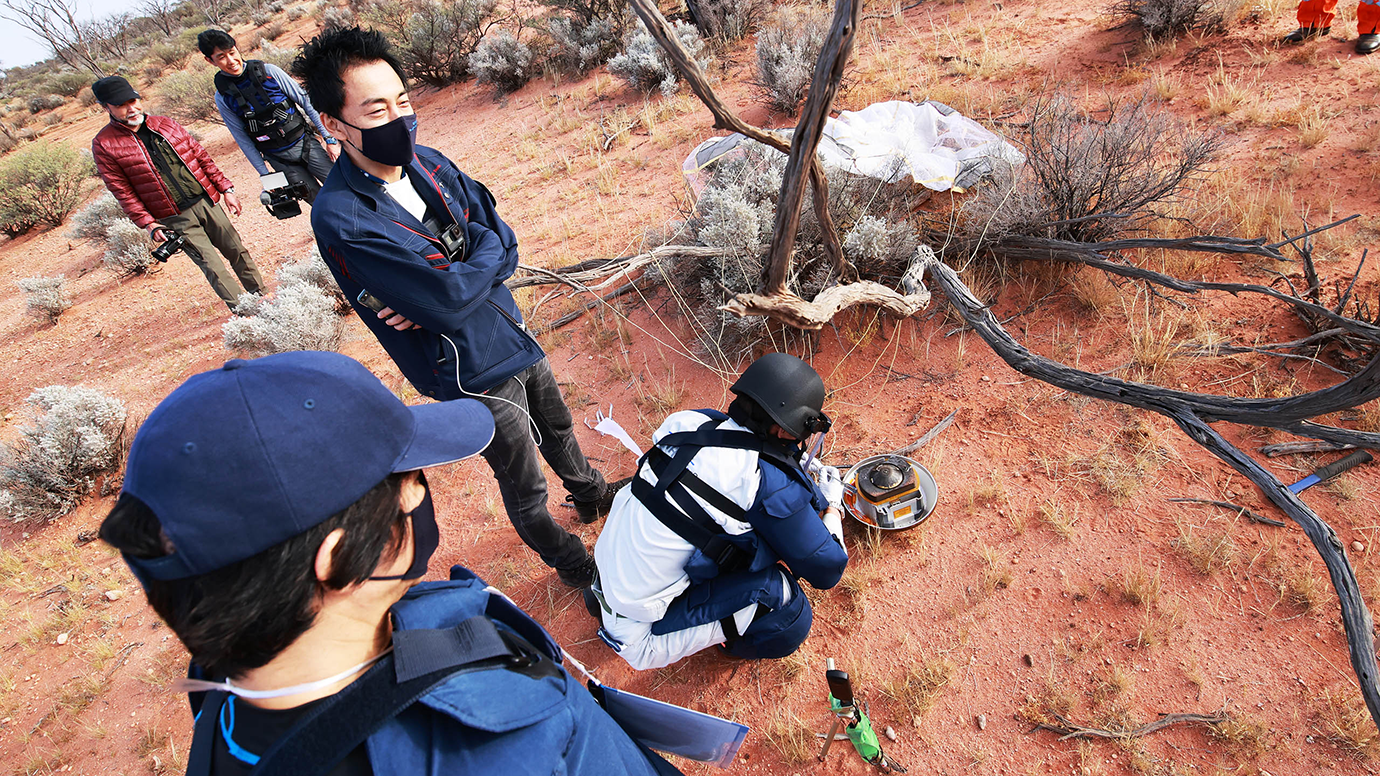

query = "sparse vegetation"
[
  {"left": 360, "top": 0, "right": 500, "bottom": 86},
  {"left": 0, "top": 385, "right": 128, "bottom": 523},
  {"left": 223, "top": 281, "right": 347, "bottom": 357},
  {"left": 1112, "top": 0, "right": 1229, "bottom": 42},
  {"left": 469, "top": 31, "right": 535, "bottom": 95},
  {"left": 608, "top": 20, "right": 709, "bottom": 97},
  {"left": 276, "top": 247, "right": 351, "bottom": 314},
  {"left": 157, "top": 68, "right": 224, "bottom": 125},
  {"left": 962, "top": 95, "right": 1222, "bottom": 243},
  {"left": 1039, "top": 498, "right": 1079, "bottom": 539},
  {"left": 884, "top": 656, "right": 954, "bottom": 720},
  {"left": 754, "top": 8, "right": 827, "bottom": 115},
  {"left": 0, "top": 141, "right": 96, "bottom": 234},
  {"left": 688, "top": 0, "right": 771, "bottom": 43},
  {"left": 18, "top": 276, "right": 73, "bottom": 322},
  {"left": 1171, "top": 520, "right": 1237, "bottom": 575},
  {"left": 546, "top": 15, "right": 622, "bottom": 75},
  {"left": 101, "top": 220, "right": 159, "bottom": 276},
  {"left": 67, "top": 193, "right": 130, "bottom": 242}
]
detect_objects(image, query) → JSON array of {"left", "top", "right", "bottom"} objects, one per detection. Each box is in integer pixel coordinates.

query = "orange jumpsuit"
[{"left": 1298, "top": 0, "right": 1380, "bottom": 34}]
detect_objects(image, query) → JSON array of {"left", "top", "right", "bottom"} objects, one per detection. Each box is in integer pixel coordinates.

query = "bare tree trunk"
[
  {"left": 626, "top": 0, "right": 855, "bottom": 291},
  {"left": 765, "top": 0, "right": 860, "bottom": 293}
]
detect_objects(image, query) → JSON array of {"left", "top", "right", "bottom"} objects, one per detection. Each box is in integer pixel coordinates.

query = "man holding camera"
[
  {"left": 100, "top": 350, "right": 680, "bottom": 776},
  {"left": 198, "top": 29, "right": 341, "bottom": 205},
  {"left": 590, "top": 353, "right": 849, "bottom": 671},
  {"left": 294, "top": 29, "right": 619, "bottom": 589},
  {"left": 90, "top": 75, "right": 264, "bottom": 310}
]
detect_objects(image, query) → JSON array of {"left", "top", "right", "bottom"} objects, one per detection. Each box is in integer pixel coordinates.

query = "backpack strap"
[
  {"left": 630, "top": 418, "right": 763, "bottom": 574},
  {"left": 185, "top": 616, "right": 527, "bottom": 776}
]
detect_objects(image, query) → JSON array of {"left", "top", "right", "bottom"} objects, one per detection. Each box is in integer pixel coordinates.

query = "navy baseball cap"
[{"left": 120, "top": 351, "right": 494, "bottom": 582}]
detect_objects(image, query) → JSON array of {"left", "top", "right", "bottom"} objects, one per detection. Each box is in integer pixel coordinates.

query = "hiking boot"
[
  {"left": 557, "top": 556, "right": 598, "bottom": 588},
  {"left": 565, "top": 476, "right": 632, "bottom": 524},
  {"left": 1358, "top": 34, "right": 1379, "bottom": 54},
  {"left": 1283, "top": 26, "right": 1329, "bottom": 43}
]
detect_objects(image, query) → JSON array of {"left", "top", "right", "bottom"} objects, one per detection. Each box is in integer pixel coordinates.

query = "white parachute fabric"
[{"left": 680, "top": 100, "right": 1025, "bottom": 197}]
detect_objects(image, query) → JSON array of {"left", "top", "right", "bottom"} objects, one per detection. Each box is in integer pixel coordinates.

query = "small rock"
[
  {"left": 885, "top": 725, "right": 897, "bottom": 742},
  {"left": 104, "top": 589, "right": 122, "bottom": 601},
  {"left": 55, "top": 632, "right": 68, "bottom": 646},
  {"left": 976, "top": 714, "right": 987, "bottom": 730},
  {"left": 1180, "top": 383, "right": 1189, "bottom": 389},
  {"left": 1352, "top": 541, "right": 1365, "bottom": 553},
  {"left": 980, "top": 375, "right": 991, "bottom": 382},
  {"left": 1306, "top": 735, "right": 1315, "bottom": 743},
  {"left": 1022, "top": 654, "right": 1034, "bottom": 667},
  {"left": 912, "top": 715, "right": 922, "bottom": 727},
  {"left": 2, "top": 413, "right": 10, "bottom": 421}
]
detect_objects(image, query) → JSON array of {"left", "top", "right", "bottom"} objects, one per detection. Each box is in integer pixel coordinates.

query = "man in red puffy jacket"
[{"left": 90, "top": 75, "right": 265, "bottom": 310}]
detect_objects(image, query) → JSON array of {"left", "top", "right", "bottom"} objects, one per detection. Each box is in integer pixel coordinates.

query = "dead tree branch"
[
  {"left": 627, "top": 0, "right": 859, "bottom": 302},
  {"left": 1165, "top": 497, "right": 1285, "bottom": 527},
  {"left": 1035, "top": 711, "right": 1228, "bottom": 741},
  {"left": 893, "top": 409, "right": 958, "bottom": 455},
  {"left": 921, "top": 253, "right": 1380, "bottom": 734}
]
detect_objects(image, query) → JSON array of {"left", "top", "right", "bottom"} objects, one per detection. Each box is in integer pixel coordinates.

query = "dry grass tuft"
[
  {"left": 1110, "top": 563, "right": 1162, "bottom": 607},
  {"left": 964, "top": 470, "right": 1006, "bottom": 514},
  {"left": 761, "top": 707, "right": 815, "bottom": 764},
  {"left": 975, "top": 542, "right": 1013, "bottom": 599},
  {"left": 1039, "top": 498, "right": 1079, "bottom": 540},
  {"left": 1209, "top": 714, "right": 1269, "bottom": 758},
  {"left": 1171, "top": 520, "right": 1237, "bottom": 575},
  {"left": 884, "top": 656, "right": 955, "bottom": 720},
  {"left": 1317, "top": 688, "right": 1378, "bottom": 757}
]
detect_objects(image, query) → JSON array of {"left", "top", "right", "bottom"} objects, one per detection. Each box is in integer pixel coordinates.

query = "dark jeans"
[
  {"left": 264, "top": 136, "right": 335, "bottom": 204},
  {"left": 476, "top": 357, "right": 605, "bottom": 571}
]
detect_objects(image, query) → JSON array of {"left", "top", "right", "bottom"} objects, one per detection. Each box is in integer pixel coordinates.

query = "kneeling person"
[
  {"left": 592, "top": 353, "right": 849, "bottom": 671},
  {"left": 100, "top": 351, "right": 679, "bottom": 776}
]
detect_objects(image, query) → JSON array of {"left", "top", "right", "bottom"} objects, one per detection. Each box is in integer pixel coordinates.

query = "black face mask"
[
  {"left": 340, "top": 113, "right": 418, "bottom": 167},
  {"left": 370, "top": 476, "right": 438, "bottom": 581}
]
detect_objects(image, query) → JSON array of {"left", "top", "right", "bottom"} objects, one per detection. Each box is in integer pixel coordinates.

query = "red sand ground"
[{"left": 3, "top": 1, "right": 1380, "bottom": 774}]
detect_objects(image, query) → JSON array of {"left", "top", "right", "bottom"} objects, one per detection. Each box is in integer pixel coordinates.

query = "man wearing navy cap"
[
  {"left": 99, "top": 351, "right": 679, "bottom": 776},
  {"left": 290, "top": 28, "right": 620, "bottom": 588}
]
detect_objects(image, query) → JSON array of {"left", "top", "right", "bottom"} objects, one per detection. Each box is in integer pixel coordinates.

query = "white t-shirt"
[{"left": 382, "top": 171, "right": 428, "bottom": 222}]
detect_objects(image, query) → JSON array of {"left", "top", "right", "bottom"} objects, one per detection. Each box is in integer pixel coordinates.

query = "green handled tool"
[{"left": 818, "top": 659, "right": 906, "bottom": 773}]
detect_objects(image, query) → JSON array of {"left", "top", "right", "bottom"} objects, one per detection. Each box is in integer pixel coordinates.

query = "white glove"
[
  {"left": 817, "top": 465, "right": 844, "bottom": 510},
  {"left": 806, "top": 456, "right": 826, "bottom": 477},
  {"left": 822, "top": 505, "right": 845, "bottom": 550}
]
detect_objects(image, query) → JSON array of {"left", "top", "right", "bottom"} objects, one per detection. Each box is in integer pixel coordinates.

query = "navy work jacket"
[{"left": 312, "top": 147, "right": 544, "bottom": 397}]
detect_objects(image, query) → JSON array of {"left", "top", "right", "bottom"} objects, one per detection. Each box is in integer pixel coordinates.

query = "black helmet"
[{"left": 729, "top": 353, "right": 831, "bottom": 440}]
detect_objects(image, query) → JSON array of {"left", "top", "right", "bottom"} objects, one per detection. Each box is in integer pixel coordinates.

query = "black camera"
[
  {"left": 259, "top": 172, "right": 310, "bottom": 220},
  {"left": 150, "top": 228, "right": 188, "bottom": 263}
]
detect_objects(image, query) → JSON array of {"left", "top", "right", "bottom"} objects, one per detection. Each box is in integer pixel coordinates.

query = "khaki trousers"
[{"left": 161, "top": 196, "right": 265, "bottom": 309}]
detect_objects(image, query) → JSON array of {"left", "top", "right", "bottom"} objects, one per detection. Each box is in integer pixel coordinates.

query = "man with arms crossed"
[{"left": 293, "top": 28, "right": 618, "bottom": 588}]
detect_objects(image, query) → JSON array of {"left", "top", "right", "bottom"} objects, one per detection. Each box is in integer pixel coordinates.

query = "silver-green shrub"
[
  {"left": 18, "top": 276, "right": 72, "bottom": 322},
  {"left": 0, "top": 385, "right": 127, "bottom": 523},
  {"left": 608, "top": 20, "right": 709, "bottom": 97}
]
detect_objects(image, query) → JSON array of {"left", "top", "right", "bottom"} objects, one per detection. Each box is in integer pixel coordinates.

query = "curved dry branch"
[
  {"left": 971, "top": 222, "right": 1380, "bottom": 345},
  {"left": 921, "top": 253, "right": 1380, "bottom": 734},
  {"left": 720, "top": 279, "right": 930, "bottom": 329}
]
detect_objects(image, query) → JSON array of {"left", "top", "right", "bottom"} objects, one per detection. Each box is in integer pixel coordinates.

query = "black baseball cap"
[
  {"left": 119, "top": 351, "right": 494, "bottom": 582},
  {"left": 91, "top": 76, "right": 139, "bottom": 106}
]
